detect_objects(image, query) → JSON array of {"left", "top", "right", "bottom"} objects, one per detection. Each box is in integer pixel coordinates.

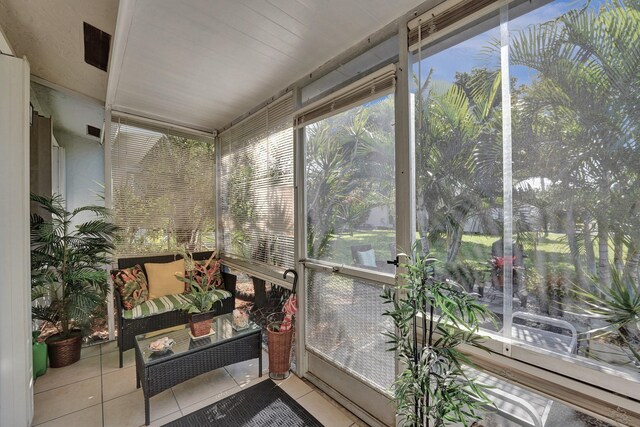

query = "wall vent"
[
  {"left": 83, "top": 22, "right": 111, "bottom": 72},
  {"left": 87, "top": 125, "right": 102, "bottom": 139}
]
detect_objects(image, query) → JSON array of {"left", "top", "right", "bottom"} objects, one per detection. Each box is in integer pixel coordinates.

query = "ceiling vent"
[
  {"left": 83, "top": 22, "right": 111, "bottom": 72},
  {"left": 87, "top": 125, "right": 102, "bottom": 139}
]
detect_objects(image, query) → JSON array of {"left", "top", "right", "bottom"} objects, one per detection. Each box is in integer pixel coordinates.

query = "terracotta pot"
[
  {"left": 189, "top": 311, "right": 215, "bottom": 337},
  {"left": 46, "top": 331, "right": 82, "bottom": 368}
]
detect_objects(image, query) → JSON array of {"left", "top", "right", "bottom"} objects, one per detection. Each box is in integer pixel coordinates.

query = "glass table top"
[{"left": 135, "top": 313, "right": 260, "bottom": 366}]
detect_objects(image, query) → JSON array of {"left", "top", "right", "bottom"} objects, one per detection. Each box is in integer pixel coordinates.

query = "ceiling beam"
[
  {"left": 111, "top": 107, "right": 216, "bottom": 138},
  {"left": 105, "top": 0, "right": 137, "bottom": 111},
  {"left": 31, "top": 75, "right": 105, "bottom": 107},
  {"left": 105, "top": 0, "right": 216, "bottom": 136}
]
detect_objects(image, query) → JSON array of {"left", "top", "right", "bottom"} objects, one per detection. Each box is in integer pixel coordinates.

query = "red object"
[
  {"left": 280, "top": 295, "right": 297, "bottom": 332},
  {"left": 189, "top": 312, "right": 215, "bottom": 337},
  {"left": 492, "top": 256, "right": 516, "bottom": 268}
]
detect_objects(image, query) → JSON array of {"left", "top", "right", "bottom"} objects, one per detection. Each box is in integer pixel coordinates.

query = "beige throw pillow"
[{"left": 145, "top": 259, "right": 185, "bottom": 299}]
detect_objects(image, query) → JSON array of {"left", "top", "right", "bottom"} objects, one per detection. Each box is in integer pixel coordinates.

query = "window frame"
[
  {"left": 406, "top": 0, "right": 640, "bottom": 422},
  {"left": 296, "top": 66, "right": 397, "bottom": 285}
]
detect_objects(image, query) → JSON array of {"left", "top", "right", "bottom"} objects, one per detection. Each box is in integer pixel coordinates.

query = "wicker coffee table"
[{"left": 134, "top": 313, "right": 262, "bottom": 425}]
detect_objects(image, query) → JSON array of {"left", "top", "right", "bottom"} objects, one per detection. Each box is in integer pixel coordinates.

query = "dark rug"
[{"left": 163, "top": 379, "right": 324, "bottom": 427}]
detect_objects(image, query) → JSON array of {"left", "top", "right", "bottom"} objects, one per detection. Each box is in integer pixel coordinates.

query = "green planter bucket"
[{"left": 32, "top": 332, "right": 48, "bottom": 379}]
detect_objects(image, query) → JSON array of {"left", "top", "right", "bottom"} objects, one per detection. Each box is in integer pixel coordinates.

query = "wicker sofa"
[{"left": 113, "top": 251, "right": 236, "bottom": 368}]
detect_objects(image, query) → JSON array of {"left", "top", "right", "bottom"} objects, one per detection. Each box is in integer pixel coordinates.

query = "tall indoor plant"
[
  {"left": 382, "top": 241, "right": 494, "bottom": 426},
  {"left": 30, "top": 194, "right": 118, "bottom": 367}
]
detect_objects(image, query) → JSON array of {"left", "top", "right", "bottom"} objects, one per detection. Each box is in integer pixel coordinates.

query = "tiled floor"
[{"left": 33, "top": 341, "right": 364, "bottom": 427}]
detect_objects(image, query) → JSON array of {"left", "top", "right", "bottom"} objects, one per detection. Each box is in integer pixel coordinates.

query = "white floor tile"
[
  {"left": 33, "top": 376, "right": 102, "bottom": 425},
  {"left": 179, "top": 385, "right": 241, "bottom": 416},
  {"left": 100, "top": 340, "right": 119, "bottom": 355},
  {"left": 224, "top": 356, "right": 264, "bottom": 385},
  {"left": 81, "top": 345, "right": 102, "bottom": 359},
  {"left": 178, "top": 377, "right": 271, "bottom": 418},
  {"left": 297, "top": 391, "right": 355, "bottom": 427},
  {"left": 101, "top": 347, "right": 135, "bottom": 374},
  {"left": 33, "top": 403, "right": 102, "bottom": 427},
  {"left": 35, "top": 355, "right": 101, "bottom": 394},
  {"left": 171, "top": 368, "right": 238, "bottom": 410},
  {"left": 140, "top": 410, "right": 182, "bottom": 427},
  {"left": 32, "top": 339, "right": 362, "bottom": 427},
  {"left": 103, "top": 389, "right": 178, "bottom": 427},
  {"left": 275, "top": 374, "right": 313, "bottom": 400},
  {"left": 102, "top": 365, "right": 138, "bottom": 402}
]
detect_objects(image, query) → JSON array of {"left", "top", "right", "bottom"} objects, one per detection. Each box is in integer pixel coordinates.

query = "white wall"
[
  {"left": 0, "top": 54, "right": 34, "bottom": 427},
  {"left": 0, "top": 21, "right": 14, "bottom": 55},
  {"left": 51, "top": 135, "right": 66, "bottom": 200},
  {"left": 54, "top": 130, "right": 105, "bottom": 221}
]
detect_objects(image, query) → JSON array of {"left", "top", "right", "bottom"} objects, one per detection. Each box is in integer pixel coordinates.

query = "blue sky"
[{"left": 411, "top": 0, "right": 606, "bottom": 87}]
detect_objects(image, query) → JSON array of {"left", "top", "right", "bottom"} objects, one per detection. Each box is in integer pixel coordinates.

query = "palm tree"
[
  {"left": 415, "top": 68, "right": 503, "bottom": 262},
  {"left": 31, "top": 194, "right": 118, "bottom": 339},
  {"left": 306, "top": 117, "right": 361, "bottom": 258},
  {"left": 305, "top": 99, "right": 396, "bottom": 259},
  {"left": 509, "top": 0, "right": 640, "bottom": 288}
]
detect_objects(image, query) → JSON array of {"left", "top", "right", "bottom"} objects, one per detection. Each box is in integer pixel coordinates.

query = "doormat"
[{"left": 163, "top": 379, "right": 324, "bottom": 426}]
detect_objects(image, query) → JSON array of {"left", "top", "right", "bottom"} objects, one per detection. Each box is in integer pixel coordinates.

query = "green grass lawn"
[
  {"left": 324, "top": 229, "right": 578, "bottom": 275},
  {"left": 323, "top": 230, "right": 396, "bottom": 264},
  {"left": 318, "top": 228, "right": 625, "bottom": 285}
]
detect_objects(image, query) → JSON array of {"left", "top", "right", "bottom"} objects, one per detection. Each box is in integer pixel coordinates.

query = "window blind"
[
  {"left": 110, "top": 116, "right": 216, "bottom": 257},
  {"left": 295, "top": 64, "right": 396, "bottom": 127},
  {"left": 407, "top": 0, "right": 500, "bottom": 51},
  {"left": 219, "top": 94, "right": 295, "bottom": 270}
]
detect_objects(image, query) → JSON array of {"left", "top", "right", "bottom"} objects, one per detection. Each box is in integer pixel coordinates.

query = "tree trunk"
[
  {"left": 597, "top": 219, "right": 611, "bottom": 289},
  {"left": 252, "top": 277, "right": 268, "bottom": 309},
  {"left": 416, "top": 189, "right": 430, "bottom": 256},
  {"left": 624, "top": 247, "right": 640, "bottom": 283},
  {"left": 446, "top": 223, "right": 464, "bottom": 263},
  {"left": 582, "top": 216, "right": 596, "bottom": 275},
  {"left": 613, "top": 231, "right": 625, "bottom": 273},
  {"left": 308, "top": 217, "right": 333, "bottom": 259},
  {"left": 540, "top": 177, "right": 549, "bottom": 236},
  {"left": 566, "top": 205, "right": 586, "bottom": 288}
]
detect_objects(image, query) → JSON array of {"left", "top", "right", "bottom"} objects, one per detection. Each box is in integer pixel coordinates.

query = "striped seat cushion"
[{"left": 122, "top": 294, "right": 193, "bottom": 320}]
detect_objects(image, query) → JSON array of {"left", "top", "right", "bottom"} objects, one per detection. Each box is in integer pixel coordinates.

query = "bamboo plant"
[{"left": 382, "top": 241, "right": 494, "bottom": 427}]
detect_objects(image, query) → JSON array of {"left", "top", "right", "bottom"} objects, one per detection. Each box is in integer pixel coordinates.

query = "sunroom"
[{"left": 0, "top": 0, "right": 638, "bottom": 426}]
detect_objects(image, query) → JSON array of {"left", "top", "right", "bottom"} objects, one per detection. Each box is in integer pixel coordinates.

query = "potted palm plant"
[
  {"left": 30, "top": 194, "right": 118, "bottom": 368},
  {"left": 382, "top": 241, "right": 494, "bottom": 426}
]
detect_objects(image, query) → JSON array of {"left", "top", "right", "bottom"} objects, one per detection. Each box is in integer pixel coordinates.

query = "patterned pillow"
[
  {"left": 111, "top": 265, "right": 149, "bottom": 310},
  {"left": 185, "top": 258, "right": 223, "bottom": 292}
]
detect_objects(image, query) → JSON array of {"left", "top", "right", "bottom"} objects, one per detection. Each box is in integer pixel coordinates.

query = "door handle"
[{"left": 387, "top": 256, "right": 399, "bottom": 267}]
